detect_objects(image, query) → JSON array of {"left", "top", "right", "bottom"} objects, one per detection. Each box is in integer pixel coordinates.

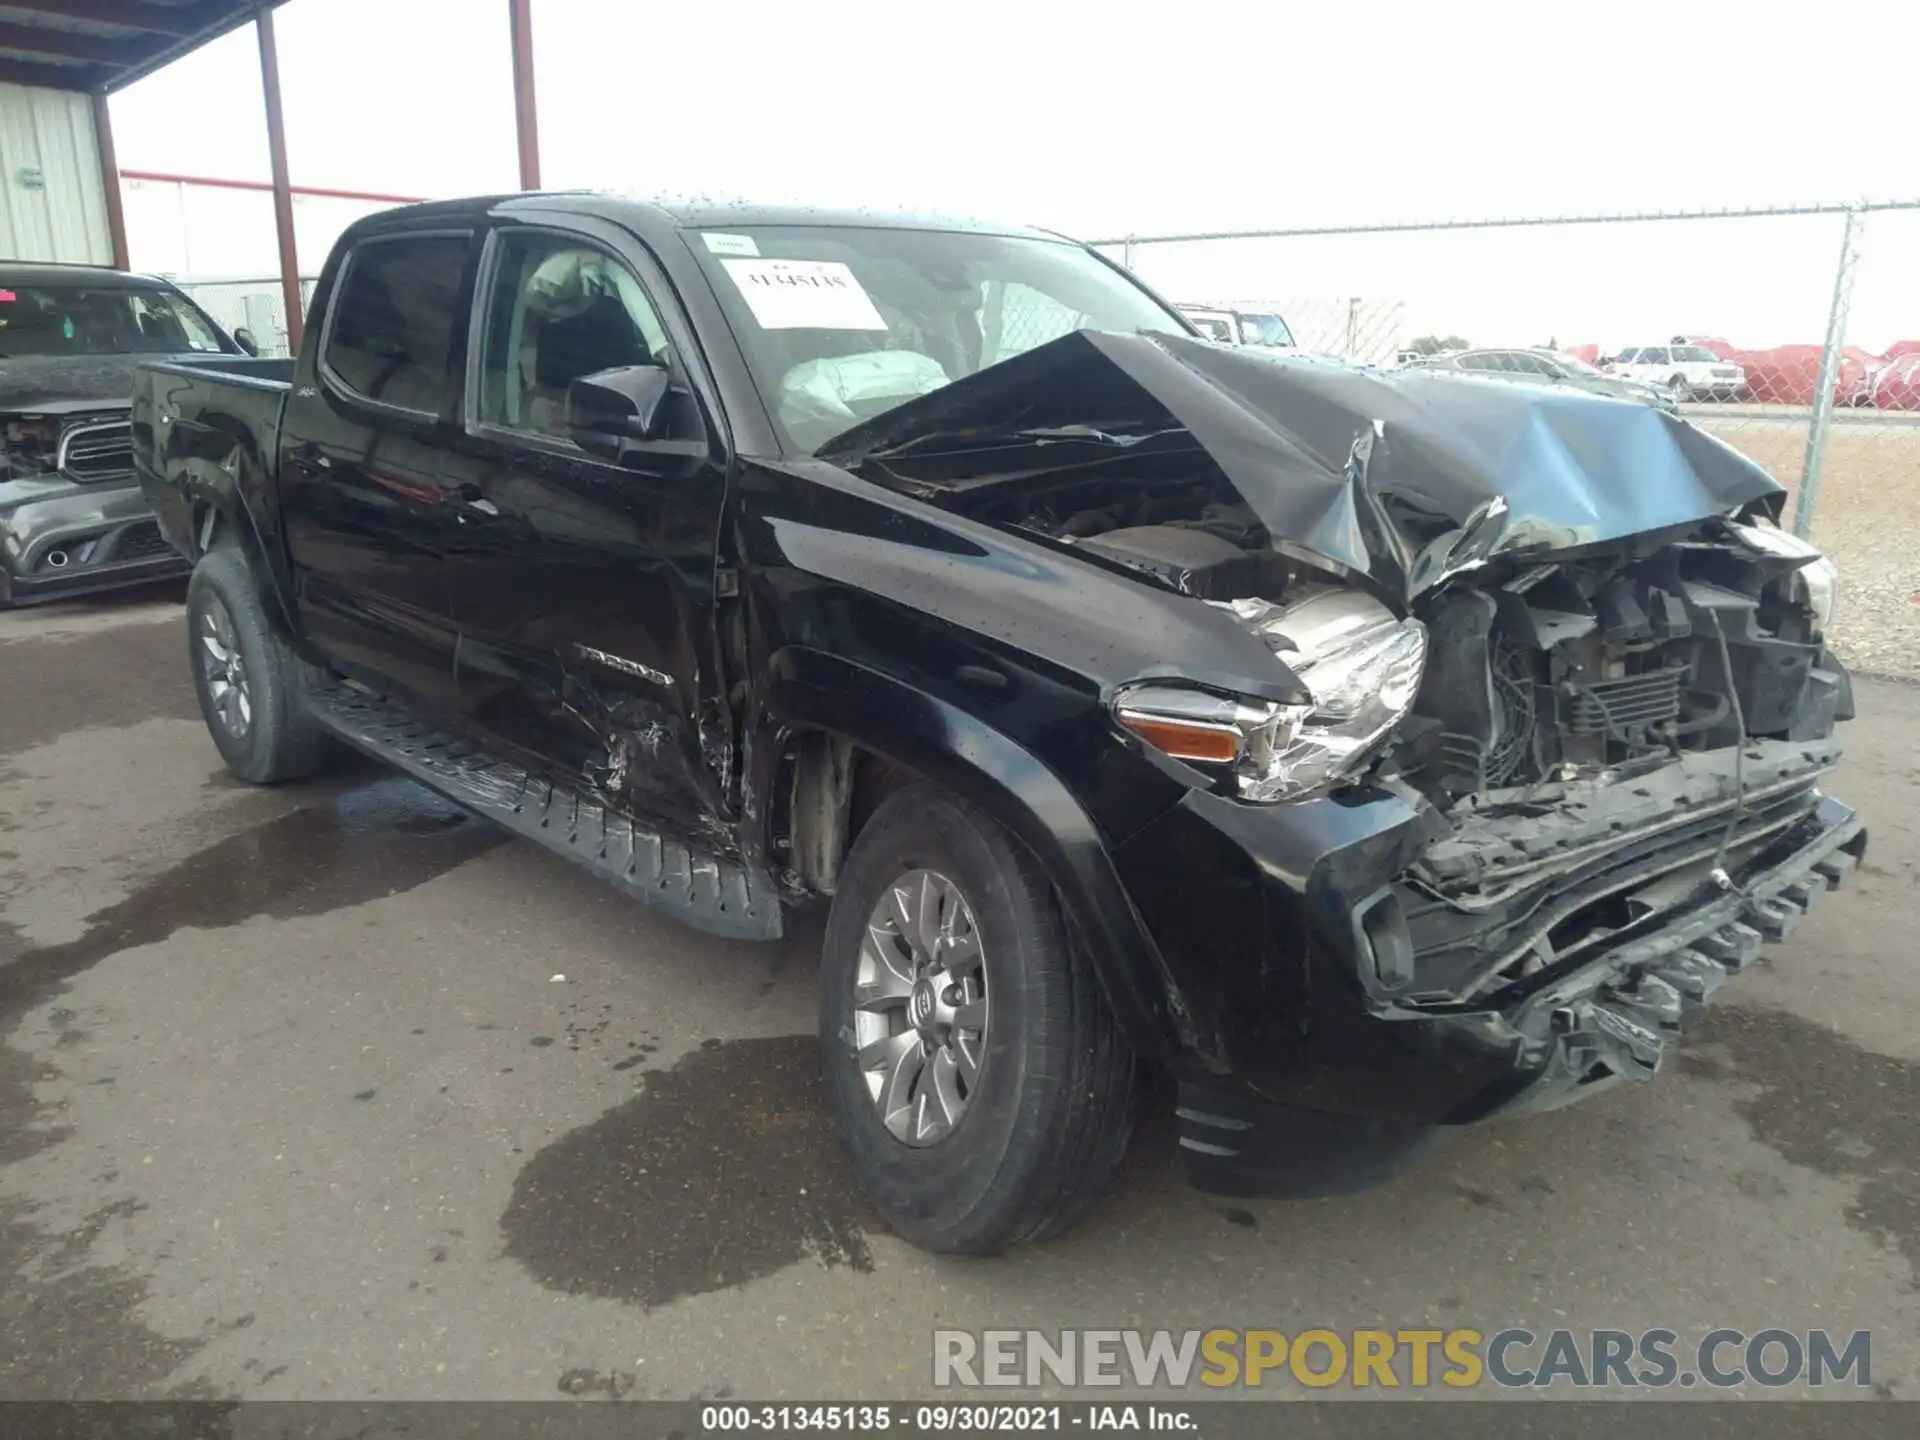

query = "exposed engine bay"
[{"left": 940, "top": 464, "right": 1847, "bottom": 819}]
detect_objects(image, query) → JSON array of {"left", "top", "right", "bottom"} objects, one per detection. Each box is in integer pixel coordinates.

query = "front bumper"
[
  {"left": 0, "top": 476, "right": 187, "bottom": 608},
  {"left": 1111, "top": 748, "right": 1863, "bottom": 1196}
]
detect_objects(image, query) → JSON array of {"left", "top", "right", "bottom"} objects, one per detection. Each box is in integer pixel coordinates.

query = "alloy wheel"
[
  {"left": 852, "top": 868, "right": 990, "bottom": 1147},
  {"left": 197, "top": 595, "right": 253, "bottom": 740}
]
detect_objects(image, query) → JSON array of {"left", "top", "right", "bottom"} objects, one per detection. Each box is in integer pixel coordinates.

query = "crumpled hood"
[
  {"left": 0, "top": 355, "right": 138, "bottom": 413},
  {"left": 819, "top": 331, "right": 1785, "bottom": 604}
]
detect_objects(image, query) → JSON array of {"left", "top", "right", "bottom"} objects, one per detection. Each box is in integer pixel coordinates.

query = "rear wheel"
[
  {"left": 186, "top": 546, "right": 331, "bottom": 784},
  {"left": 819, "top": 784, "right": 1136, "bottom": 1253}
]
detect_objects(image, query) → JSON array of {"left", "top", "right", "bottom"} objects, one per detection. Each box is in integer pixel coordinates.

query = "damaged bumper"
[
  {"left": 0, "top": 477, "right": 186, "bottom": 607},
  {"left": 1111, "top": 747, "right": 1864, "bottom": 1197},
  {"left": 1491, "top": 792, "right": 1862, "bottom": 1117}
]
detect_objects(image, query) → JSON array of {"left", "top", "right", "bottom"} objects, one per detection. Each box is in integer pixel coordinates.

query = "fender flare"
[
  {"left": 753, "top": 645, "right": 1196, "bottom": 1067},
  {"left": 161, "top": 426, "right": 302, "bottom": 647}
]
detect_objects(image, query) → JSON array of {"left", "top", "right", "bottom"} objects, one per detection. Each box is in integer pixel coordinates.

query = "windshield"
[
  {"left": 0, "top": 283, "right": 227, "bottom": 359},
  {"left": 689, "top": 225, "right": 1186, "bottom": 452},
  {"left": 1674, "top": 345, "right": 1719, "bottom": 362}
]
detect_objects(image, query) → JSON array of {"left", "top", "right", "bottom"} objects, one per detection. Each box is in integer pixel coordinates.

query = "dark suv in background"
[{"left": 1, "top": 263, "right": 252, "bottom": 608}]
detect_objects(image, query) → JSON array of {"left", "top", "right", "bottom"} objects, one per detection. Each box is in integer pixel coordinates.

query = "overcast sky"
[{"left": 108, "top": 0, "right": 1920, "bottom": 350}]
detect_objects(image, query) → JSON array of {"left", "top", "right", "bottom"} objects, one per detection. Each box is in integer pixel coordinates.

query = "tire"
[
  {"left": 819, "top": 784, "right": 1136, "bottom": 1254},
  {"left": 1668, "top": 374, "right": 1692, "bottom": 402},
  {"left": 186, "top": 544, "right": 331, "bottom": 784}
]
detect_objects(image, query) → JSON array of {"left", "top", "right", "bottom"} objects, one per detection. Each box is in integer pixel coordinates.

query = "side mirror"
[
  {"left": 232, "top": 327, "right": 260, "bottom": 357},
  {"left": 566, "top": 364, "right": 673, "bottom": 459}
]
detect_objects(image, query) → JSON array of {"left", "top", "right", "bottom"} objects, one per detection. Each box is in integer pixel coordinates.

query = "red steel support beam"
[
  {"left": 508, "top": 0, "right": 541, "bottom": 190},
  {"left": 91, "top": 90, "right": 131, "bottom": 270},
  {"left": 256, "top": 7, "right": 303, "bottom": 351}
]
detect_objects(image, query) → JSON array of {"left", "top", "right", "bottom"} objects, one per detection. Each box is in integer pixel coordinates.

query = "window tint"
[
  {"left": 1642, "top": 347, "right": 1669, "bottom": 365},
  {"left": 1505, "top": 353, "right": 1549, "bottom": 375},
  {"left": 1458, "top": 352, "right": 1499, "bottom": 371},
  {"left": 476, "top": 231, "right": 671, "bottom": 439},
  {"left": 323, "top": 235, "right": 469, "bottom": 414},
  {"left": 1615, "top": 348, "right": 1642, "bottom": 364}
]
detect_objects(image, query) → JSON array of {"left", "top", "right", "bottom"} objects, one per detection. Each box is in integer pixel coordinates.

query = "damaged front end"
[{"left": 818, "top": 330, "right": 1864, "bottom": 1169}]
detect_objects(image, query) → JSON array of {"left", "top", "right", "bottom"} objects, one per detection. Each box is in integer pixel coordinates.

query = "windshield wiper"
[{"left": 860, "top": 423, "right": 1174, "bottom": 461}]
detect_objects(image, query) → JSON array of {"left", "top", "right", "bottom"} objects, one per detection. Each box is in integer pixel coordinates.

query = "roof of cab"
[{"left": 351, "top": 191, "right": 1072, "bottom": 246}]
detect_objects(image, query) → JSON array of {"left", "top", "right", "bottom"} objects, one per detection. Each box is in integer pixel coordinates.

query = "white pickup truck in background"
[{"left": 1607, "top": 344, "right": 1747, "bottom": 401}]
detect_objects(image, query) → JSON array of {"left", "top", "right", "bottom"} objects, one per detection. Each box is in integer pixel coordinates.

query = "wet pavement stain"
[
  {"left": 0, "top": 1193, "right": 207, "bottom": 1398},
  {"left": 0, "top": 611, "right": 199, "bottom": 757},
  {"left": 501, "top": 1035, "right": 874, "bottom": 1308},
  {"left": 0, "top": 776, "right": 499, "bottom": 1398},
  {"left": 1684, "top": 1004, "right": 1920, "bottom": 1275},
  {"left": 0, "top": 776, "right": 502, "bottom": 1021}
]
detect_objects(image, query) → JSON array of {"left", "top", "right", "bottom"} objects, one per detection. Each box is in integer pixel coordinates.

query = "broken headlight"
[
  {"left": 1114, "top": 589, "right": 1427, "bottom": 802},
  {"left": 1733, "top": 521, "right": 1839, "bottom": 635}
]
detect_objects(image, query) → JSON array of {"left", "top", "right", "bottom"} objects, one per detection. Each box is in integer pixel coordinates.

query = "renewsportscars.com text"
[{"left": 932, "top": 1327, "right": 1872, "bottom": 1391}]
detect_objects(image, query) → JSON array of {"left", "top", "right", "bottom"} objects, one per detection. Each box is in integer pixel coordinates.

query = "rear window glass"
[{"left": 323, "top": 236, "right": 469, "bottom": 414}]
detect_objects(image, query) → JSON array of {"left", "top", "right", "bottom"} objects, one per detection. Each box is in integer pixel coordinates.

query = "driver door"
[{"left": 440, "top": 222, "right": 733, "bottom": 833}]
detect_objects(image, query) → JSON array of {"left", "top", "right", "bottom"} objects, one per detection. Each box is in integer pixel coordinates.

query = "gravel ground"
[{"left": 1691, "top": 415, "right": 1919, "bottom": 679}]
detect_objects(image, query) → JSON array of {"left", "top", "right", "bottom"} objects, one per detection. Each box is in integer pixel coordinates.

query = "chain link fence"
[
  {"left": 1098, "top": 202, "right": 1920, "bottom": 677},
  {"left": 176, "top": 276, "right": 318, "bottom": 359}
]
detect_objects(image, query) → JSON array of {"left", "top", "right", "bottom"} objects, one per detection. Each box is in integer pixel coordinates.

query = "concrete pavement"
[{"left": 1, "top": 591, "right": 1916, "bottom": 1405}]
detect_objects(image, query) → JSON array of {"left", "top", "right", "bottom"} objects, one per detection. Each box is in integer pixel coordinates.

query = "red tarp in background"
[{"left": 1873, "top": 353, "right": 1920, "bottom": 411}]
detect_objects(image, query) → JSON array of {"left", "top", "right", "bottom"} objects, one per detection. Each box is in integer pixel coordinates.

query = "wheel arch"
[
  {"left": 750, "top": 646, "right": 1194, "bottom": 1067},
  {"left": 177, "top": 467, "right": 300, "bottom": 646}
]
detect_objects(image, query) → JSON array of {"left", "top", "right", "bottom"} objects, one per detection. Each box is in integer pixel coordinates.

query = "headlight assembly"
[
  {"left": 1113, "top": 589, "right": 1427, "bottom": 802},
  {"left": 1733, "top": 521, "right": 1839, "bottom": 636}
]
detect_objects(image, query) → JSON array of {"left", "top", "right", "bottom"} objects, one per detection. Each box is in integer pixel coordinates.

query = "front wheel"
[
  {"left": 819, "top": 784, "right": 1136, "bottom": 1253},
  {"left": 186, "top": 546, "right": 331, "bottom": 784},
  {"left": 1668, "top": 374, "right": 1693, "bottom": 402}
]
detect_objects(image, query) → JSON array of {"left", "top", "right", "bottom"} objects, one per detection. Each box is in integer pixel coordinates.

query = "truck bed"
[{"left": 133, "top": 353, "right": 294, "bottom": 562}]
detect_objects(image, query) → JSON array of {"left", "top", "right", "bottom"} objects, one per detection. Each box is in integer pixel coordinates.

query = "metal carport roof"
[
  {"left": 0, "top": 1, "right": 546, "bottom": 352},
  {"left": 0, "top": 1, "right": 287, "bottom": 94}
]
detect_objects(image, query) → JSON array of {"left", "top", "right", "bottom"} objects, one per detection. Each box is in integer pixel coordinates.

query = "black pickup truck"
[{"left": 134, "top": 193, "right": 1864, "bottom": 1253}]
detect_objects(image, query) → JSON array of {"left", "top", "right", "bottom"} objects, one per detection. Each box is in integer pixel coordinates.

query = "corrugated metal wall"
[{"left": 0, "top": 84, "right": 111, "bottom": 265}]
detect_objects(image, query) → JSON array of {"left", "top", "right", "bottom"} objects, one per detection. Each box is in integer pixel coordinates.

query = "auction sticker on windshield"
[{"left": 720, "top": 258, "right": 887, "bottom": 330}]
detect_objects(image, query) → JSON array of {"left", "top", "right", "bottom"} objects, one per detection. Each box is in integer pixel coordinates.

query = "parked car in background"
[
  {"left": 1234, "top": 310, "right": 1296, "bottom": 349},
  {"left": 1, "top": 263, "right": 255, "bottom": 608},
  {"left": 1606, "top": 344, "right": 1745, "bottom": 401},
  {"left": 1175, "top": 305, "right": 1241, "bottom": 343},
  {"left": 1408, "top": 347, "right": 1679, "bottom": 411},
  {"left": 136, "top": 193, "right": 1861, "bottom": 1254},
  {"left": 1173, "top": 306, "right": 1299, "bottom": 351}
]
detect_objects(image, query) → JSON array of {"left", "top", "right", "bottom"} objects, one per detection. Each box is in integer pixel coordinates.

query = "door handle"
[{"left": 454, "top": 484, "right": 499, "bottom": 517}]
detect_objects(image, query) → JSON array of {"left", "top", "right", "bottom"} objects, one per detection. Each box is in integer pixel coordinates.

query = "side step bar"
[{"left": 304, "top": 683, "right": 785, "bottom": 941}]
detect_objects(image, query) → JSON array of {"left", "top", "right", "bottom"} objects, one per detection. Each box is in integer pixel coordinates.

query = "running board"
[{"left": 304, "top": 683, "right": 784, "bottom": 941}]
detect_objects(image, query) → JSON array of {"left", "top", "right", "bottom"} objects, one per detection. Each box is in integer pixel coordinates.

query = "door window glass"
[
  {"left": 476, "top": 232, "right": 671, "bottom": 439},
  {"left": 322, "top": 235, "right": 469, "bottom": 414}
]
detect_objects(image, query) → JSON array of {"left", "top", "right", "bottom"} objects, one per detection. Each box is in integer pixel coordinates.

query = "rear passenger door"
[
  {"left": 278, "top": 229, "right": 477, "bottom": 712},
  {"left": 439, "top": 220, "right": 733, "bottom": 833}
]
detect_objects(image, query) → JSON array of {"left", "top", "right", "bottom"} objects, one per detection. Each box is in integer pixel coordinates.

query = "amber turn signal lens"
[{"left": 1116, "top": 711, "right": 1242, "bottom": 764}]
